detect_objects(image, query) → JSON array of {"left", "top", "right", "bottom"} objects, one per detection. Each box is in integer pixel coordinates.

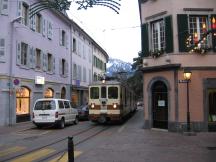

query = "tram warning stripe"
[
  {"left": 49, "top": 151, "right": 82, "bottom": 162},
  {"left": 10, "top": 148, "right": 55, "bottom": 162},
  {"left": 0, "top": 146, "right": 25, "bottom": 157}
]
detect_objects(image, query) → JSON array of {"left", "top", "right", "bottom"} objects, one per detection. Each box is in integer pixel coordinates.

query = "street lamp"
[
  {"left": 179, "top": 70, "right": 192, "bottom": 132},
  {"left": 183, "top": 70, "right": 191, "bottom": 132}
]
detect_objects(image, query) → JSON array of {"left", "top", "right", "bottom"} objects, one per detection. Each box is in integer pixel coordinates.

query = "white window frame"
[
  {"left": 189, "top": 15, "right": 210, "bottom": 47},
  {"left": 151, "top": 19, "right": 165, "bottom": 52}
]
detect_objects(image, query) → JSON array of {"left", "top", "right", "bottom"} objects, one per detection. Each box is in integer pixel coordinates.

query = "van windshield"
[{"left": 34, "top": 100, "right": 56, "bottom": 110}]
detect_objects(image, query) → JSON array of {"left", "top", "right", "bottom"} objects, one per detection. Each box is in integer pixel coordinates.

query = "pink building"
[{"left": 138, "top": 0, "right": 216, "bottom": 132}]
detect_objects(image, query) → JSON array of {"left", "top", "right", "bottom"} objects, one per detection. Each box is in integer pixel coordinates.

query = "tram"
[{"left": 88, "top": 79, "right": 136, "bottom": 123}]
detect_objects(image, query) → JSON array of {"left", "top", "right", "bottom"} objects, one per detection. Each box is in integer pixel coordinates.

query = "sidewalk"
[
  {"left": 0, "top": 121, "right": 34, "bottom": 134},
  {"left": 76, "top": 110, "right": 216, "bottom": 162}
]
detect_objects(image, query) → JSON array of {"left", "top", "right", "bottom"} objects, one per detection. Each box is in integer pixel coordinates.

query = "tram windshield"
[
  {"left": 108, "top": 87, "right": 118, "bottom": 99},
  {"left": 90, "top": 87, "right": 99, "bottom": 99}
]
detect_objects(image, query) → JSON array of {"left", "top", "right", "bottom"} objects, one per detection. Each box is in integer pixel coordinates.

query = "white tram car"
[{"left": 88, "top": 80, "right": 136, "bottom": 123}]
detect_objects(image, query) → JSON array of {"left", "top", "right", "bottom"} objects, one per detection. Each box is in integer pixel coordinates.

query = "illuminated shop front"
[
  {"left": 44, "top": 88, "right": 54, "bottom": 98},
  {"left": 16, "top": 87, "right": 31, "bottom": 122}
]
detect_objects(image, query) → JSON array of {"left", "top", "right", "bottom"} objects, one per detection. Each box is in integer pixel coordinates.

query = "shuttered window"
[
  {"left": 165, "top": 16, "right": 174, "bottom": 53},
  {"left": 177, "top": 14, "right": 189, "bottom": 52},
  {"left": 141, "top": 23, "right": 149, "bottom": 57}
]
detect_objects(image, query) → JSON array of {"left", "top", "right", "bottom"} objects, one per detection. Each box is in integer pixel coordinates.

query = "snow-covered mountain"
[{"left": 106, "top": 58, "right": 133, "bottom": 77}]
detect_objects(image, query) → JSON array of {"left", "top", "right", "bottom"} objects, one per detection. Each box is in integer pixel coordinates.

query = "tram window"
[
  {"left": 108, "top": 87, "right": 118, "bottom": 99},
  {"left": 101, "top": 86, "right": 107, "bottom": 98},
  {"left": 90, "top": 87, "right": 99, "bottom": 99}
]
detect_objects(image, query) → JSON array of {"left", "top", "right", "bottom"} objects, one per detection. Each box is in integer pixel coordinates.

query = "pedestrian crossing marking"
[
  {"left": 0, "top": 146, "right": 25, "bottom": 157},
  {"left": 11, "top": 148, "right": 55, "bottom": 162},
  {"left": 49, "top": 151, "right": 82, "bottom": 162}
]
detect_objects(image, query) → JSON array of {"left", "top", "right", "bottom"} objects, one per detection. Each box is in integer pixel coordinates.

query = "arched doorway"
[
  {"left": 61, "top": 87, "right": 66, "bottom": 99},
  {"left": 44, "top": 88, "right": 54, "bottom": 98},
  {"left": 16, "top": 87, "right": 31, "bottom": 122},
  {"left": 152, "top": 81, "right": 168, "bottom": 129}
]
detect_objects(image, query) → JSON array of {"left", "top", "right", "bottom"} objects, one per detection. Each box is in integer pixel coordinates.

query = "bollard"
[{"left": 68, "top": 136, "right": 74, "bottom": 162}]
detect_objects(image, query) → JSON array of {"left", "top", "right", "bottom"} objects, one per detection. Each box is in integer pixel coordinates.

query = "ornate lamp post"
[
  {"left": 179, "top": 70, "right": 192, "bottom": 132},
  {"left": 183, "top": 70, "right": 192, "bottom": 132}
]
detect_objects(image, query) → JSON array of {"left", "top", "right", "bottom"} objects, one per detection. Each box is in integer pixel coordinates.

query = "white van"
[{"left": 32, "top": 98, "right": 78, "bottom": 128}]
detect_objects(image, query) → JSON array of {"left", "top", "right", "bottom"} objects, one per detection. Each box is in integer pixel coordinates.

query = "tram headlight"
[
  {"left": 113, "top": 103, "right": 117, "bottom": 109},
  {"left": 91, "top": 103, "right": 95, "bottom": 108}
]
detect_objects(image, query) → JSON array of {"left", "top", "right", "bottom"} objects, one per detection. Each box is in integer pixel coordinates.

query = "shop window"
[
  {"left": 16, "top": 87, "right": 30, "bottom": 115},
  {"left": 44, "top": 88, "right": 54, "bottom": 98}
]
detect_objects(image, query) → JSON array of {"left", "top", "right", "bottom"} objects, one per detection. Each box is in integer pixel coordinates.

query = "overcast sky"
[{"left": 67, "top": 0, "right": 141, "bottom": 63}]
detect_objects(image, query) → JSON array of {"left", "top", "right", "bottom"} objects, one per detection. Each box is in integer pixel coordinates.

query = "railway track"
[{"left": 1, "top": 124, "right": 110, "bottom": 162}]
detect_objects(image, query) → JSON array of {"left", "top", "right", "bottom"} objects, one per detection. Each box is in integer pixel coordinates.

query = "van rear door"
[{"left": 33, "top": 100, "right": 56, "bottom": 122}]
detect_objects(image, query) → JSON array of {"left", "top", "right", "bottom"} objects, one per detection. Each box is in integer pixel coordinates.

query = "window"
[
  {"left": 0, "top": 0, "right": 8, "bottom": 15},
  {"left": 47, "top": 53, "right": 52, "bottom": 72},
  {"left": 78, "top": 65, "right": 82, "bottom": 81},
  {"left": 34, "top": 100, "right": 56, "bottom": 110},
  {"left": 64, "top": 101, "right": 70, "bottom": 109},
  {"left": 16, "top": 87, "right": 30, "bottom": 114},
  {"left": 151, "top": 20, "right": 165, "bottom": 51},
  {"left": 22, "top": 3, "right": 29, "bottom": 26},
  {"left": 61, "top": 87, "right": 66, "bottom": 99},
  {"left": 60, "top": 30, "right": 66, "bottom": 46},
  {"left": 108, "top": 87, "right": 118, "bottom": 99},
  {"left": 21, "top": 42, "right": 28, "bottom": 66},
  {"left": 189, "top": 16, "right": 209, "bottom": 47},
  {"left": 35, "top": 49, "right": 41, "bottom": 69},
  {"left": 73, "top": 63, "right": 77, "bottom": 79},
  {"left": 83, "top": 67, "right": 86, "bottom": 82},
  {"left": 44, "top": 88, "right": 54, "bottom": 98},
  {"left": 101, "top": 87, "right": 107, "bottom": 98},
  {"left": 73, "top": 38, "right": 77, "bottom": 52},
  {"left": 62, "top": 59, "right": 65, "bottom": 75},
  {"left": 58, "top": 101, "right": 64, "bottom": 109},
  {"left": 0, "top": 38, "right": 5, "bottom": 62},
  {"left": 90, "top": 87, "right": 99, "bottom": 99},
  {"left": 36, "top": 13, "right": 41, "bottom": 33}
]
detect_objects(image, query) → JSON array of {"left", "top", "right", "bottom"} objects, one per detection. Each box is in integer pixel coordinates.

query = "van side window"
[
  {"left": 64, "top": 101, "right": 70, "bottom": 109},
  {"left": 58, "top": 101, "right": 64, "bottom": 109}
]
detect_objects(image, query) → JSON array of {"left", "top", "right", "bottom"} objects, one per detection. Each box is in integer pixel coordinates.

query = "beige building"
[{"left": 138, "top": 0, "right": 216, "bottom": 132}]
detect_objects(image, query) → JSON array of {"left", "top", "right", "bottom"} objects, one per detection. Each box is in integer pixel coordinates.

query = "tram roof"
[{"left": 89, "top": 80, "right": 122, "bottom": 86}]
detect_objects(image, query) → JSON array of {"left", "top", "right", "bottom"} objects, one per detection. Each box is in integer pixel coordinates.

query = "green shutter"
[
  {"left": 211, "top": 15, "right": 216, "bottom": 52},
  {"left": 177, "top": 14, "right": 189, "bottom": 52},
  {"left": 141, "top": 23, "right": 149, "bottom": 57},
  {"left": 165, "top": 15, "right": 174, "bottom": 53}
]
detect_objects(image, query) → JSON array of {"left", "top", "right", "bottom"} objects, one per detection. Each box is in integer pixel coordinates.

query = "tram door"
[
  {"left": 152, "top": 81, "right": 168, "bottom": 129},
  {"left": 208, "top": 89, "right": 216, "bottom": 131}
]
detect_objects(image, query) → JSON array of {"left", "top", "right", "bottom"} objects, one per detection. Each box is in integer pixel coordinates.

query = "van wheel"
[
  {"left": 74, "top": 116, "right": 79, "bottom": 125},
  {"left": 59, "top": 119, "right": 65, "bottom": 129}
]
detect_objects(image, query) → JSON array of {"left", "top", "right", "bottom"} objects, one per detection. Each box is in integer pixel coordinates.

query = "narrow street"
[{"left": 0, "top": 108, "right": 216, "bottom": 162}]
